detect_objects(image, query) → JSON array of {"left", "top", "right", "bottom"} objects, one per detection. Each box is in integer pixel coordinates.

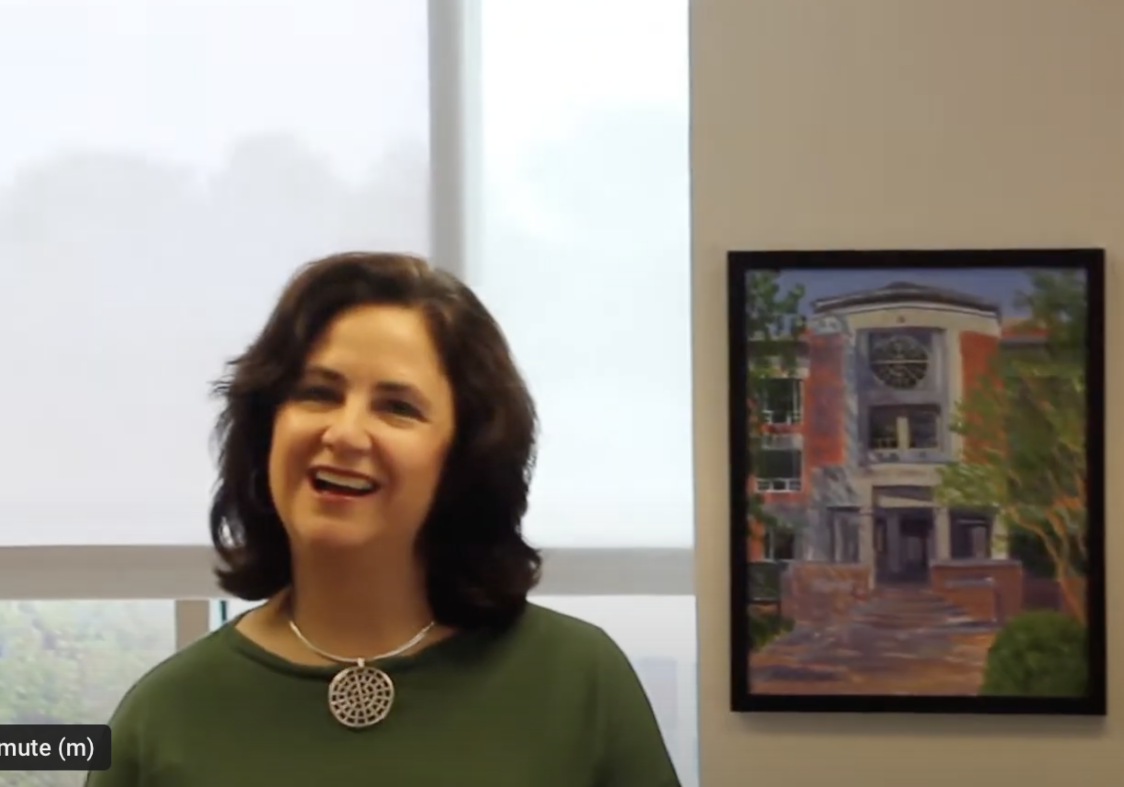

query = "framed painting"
[{"left": 727, "top": 248, "right": 1107, "bottom": 715}]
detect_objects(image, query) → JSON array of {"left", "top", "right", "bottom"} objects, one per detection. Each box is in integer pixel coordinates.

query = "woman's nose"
[{"left": 321, "top": 405, "right": 372, "bottom": 453}]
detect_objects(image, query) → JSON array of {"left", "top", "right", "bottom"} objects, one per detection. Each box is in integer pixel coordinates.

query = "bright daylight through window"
[{"left": 0, "top": 1, "right": 694, "bottom": 785}]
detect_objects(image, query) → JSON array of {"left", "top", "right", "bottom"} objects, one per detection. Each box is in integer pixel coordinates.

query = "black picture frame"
[{"left": 727, "top": 248, "right": 1107, "bottom": 715}]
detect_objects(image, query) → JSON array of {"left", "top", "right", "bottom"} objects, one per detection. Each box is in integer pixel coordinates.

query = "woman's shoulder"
[
  {"left": 109, "top": 624, "right": 241, "bottom": 726},
  {"left": 513, "top": 602, "right": 606, "bottom": 643},
  {"left": 497, "top": 603, "right": 679, "bottom": 780},
  {"left": 497, "top": 602, "right": 634, "bottom": 673}
]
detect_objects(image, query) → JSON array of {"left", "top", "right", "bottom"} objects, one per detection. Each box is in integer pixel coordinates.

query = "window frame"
[
  {"left": 759, "top": 377, "right": 802, "bottom": 425},
  {"left": 0, "top": 546, "right": 692, "bottom": 647},
  {"left": 754, "top": 446, "right": 803, "bottom": 492},
  {"left": 867, "top": 403, "right": 942, "bottom": 450}
]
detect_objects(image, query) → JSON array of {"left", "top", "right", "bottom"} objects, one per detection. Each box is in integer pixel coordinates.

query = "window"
[
  {"left": 467, "top": 6, "right": 695, "bottom": 776},
  {"left": 2, "top": 4, "right": 695, "bottom": 784},
  {"left": 868, "top": 405, "right": 941, "bottom": 450},
  {"left": 0, "top": 0, "right": 430, "bottom": 546},
  {"left": 760, "top": 378, "right": 802, "bottom": 424},
  {"left": 765, "top": 525, "right": 796, "bottom": 561},
  {"left": 951, "top": 512, "right": 992, "bottom": 559},
  {"left": 473, "top": 0, "right": 692, "bottom": 549},
  {"left": 828, "top": 508, "right": 861, "bottom": 563},
  {"left": 869, "top": 333, "right": 930, "bottom": 388},
  {"left": 0, "top": 600, "right": 175, "bottom": 733},
  {"left": 755, "top": 449, "right": 803, "bottom": 492}
]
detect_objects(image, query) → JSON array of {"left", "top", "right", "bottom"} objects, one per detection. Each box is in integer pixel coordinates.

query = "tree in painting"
[
  {"left": 935, "top": 271, "right": 1087, "bottom": 618},
  {"left": 934, "top": 270, "right": 1089, "bottom": 694},
  {"left": 744, "top": 272, "right": 805, "bottom": 649}
]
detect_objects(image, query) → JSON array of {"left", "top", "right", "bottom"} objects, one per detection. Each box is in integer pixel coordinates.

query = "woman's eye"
[
  {"left": 384, "top": 399, "right": 422, "bottom": 419},
  {"left": 293, "top": 385, "right": 336, "bottom": 402}
]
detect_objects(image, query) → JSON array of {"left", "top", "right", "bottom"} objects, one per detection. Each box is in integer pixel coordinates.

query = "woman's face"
[{"left": 267, "top": 304, "right": 456, "bottom": 553}]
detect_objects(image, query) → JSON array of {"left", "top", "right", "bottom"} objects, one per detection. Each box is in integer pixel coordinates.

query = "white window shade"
[
  {"left": 0, "top": 0, "right": 431, "bottom": 545},
  {"left": 471, "top": 0, "right": 693, "bottom": 548}
]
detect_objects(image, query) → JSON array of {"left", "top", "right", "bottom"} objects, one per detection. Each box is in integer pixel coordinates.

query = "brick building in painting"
[{"left": 749, "top": 281, "right": 1033, "bottom": 587}]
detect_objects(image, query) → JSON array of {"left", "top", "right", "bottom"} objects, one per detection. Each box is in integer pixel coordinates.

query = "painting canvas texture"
[{"left": 729, "top": 250, "right": 1105, "bottom": 714}]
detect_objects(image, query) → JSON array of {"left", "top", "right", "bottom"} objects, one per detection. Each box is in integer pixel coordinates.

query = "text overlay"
[{"left": 0, "top": 725, "right": 111, "bottom": 770}]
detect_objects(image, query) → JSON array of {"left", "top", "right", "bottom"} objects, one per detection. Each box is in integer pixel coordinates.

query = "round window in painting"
[{"left": 870, "top": 334, "right": 929, "bottom": 388}]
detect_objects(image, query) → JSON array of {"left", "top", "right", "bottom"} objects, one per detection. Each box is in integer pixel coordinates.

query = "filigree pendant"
[{"left": 328, "top": 664, "right": 395, "bottom": 729}]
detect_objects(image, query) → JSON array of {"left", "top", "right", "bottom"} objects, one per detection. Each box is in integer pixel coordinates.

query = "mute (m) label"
[{"left": 0, "top": 725, "right": 111, "bottom": 771}]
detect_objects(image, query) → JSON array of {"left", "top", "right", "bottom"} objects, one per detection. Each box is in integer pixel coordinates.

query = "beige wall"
[{"left": 690, "top": 1, "right": 1121, "bottom": 785}]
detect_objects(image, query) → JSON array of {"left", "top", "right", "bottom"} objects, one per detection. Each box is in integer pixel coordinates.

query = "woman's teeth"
[{"left": 311, "top": 470, "right": 376, "bottom": 496}]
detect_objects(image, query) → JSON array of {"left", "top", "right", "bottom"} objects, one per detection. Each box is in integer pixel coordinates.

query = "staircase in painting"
[{"left": 848, "top": 586, "right": 985, "bottom": 631}]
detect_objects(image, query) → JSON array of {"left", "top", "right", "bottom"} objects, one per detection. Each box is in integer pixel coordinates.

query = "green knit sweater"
[{"left": 85, "top": 603, "right": 682, "bottom": 786}]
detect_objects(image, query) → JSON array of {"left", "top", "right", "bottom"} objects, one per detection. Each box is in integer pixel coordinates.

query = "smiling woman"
[
  {"left": 268, "top": 304, "right": 457, "bottom": 559},
  {"left": 87, "top": 252, "right": 681, "bottom": 787},
  {"left": 207, "top": 253, "right": 539, "bottom": 630}
]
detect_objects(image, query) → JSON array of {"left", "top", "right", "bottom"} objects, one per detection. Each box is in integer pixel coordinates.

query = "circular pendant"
[{"left": 328, "top": 665, "right": 395, "bottom": 729}]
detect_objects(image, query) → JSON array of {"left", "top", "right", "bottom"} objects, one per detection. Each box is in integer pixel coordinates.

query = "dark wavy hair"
[{"left": 209, "top": 252, "right": 541, "bottom": 630}]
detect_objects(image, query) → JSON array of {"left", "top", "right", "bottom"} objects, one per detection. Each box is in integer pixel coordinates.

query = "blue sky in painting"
[{"left": 773, "top": 267, "right": 1083, "bottom": 319}]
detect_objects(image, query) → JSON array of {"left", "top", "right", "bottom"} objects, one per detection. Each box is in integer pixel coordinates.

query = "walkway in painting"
[{"left": 750, "top": 587, "right": 999, "bottom": 695}]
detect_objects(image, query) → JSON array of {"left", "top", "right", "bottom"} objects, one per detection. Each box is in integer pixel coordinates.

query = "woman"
[{"left": 88, "top": 252, "right": 682, "bottom": 787}]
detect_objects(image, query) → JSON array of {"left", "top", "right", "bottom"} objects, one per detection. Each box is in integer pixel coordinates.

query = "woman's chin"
[{"left": 291, "top": 519, "right": 385, "bottom": 551}]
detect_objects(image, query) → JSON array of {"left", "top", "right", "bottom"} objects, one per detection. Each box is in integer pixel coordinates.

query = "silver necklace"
[{"left": 288, "top": 616, "right": 436, "bottom": 729}]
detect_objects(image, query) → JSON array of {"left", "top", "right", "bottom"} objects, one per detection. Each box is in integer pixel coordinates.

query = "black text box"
[{"left": 0, "top": 725, "right": 111, "bottom": 771}]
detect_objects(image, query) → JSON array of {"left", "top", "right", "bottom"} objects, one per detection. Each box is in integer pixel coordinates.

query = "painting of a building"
[
  {"left": 750, "top": 281, "right": 1020, "bottom": 582},
  {"left": 736, "top": 257, "right": 1099, "bottom": 706}
]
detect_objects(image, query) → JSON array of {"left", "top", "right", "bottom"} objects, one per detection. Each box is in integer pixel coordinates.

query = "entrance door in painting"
[
  {"left": 897, "top": 511, "right": 933, "bottom": 582},
  {"left": 873, "top": 508, "right": 934, "bottom": 583}
]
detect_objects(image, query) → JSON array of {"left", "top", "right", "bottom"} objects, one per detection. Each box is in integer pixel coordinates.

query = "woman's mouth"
[{"left": 308, "top": 468, "right": 380, "bottom": 498}]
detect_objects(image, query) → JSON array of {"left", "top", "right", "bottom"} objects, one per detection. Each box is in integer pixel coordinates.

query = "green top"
[{"left": 85, "top": 603, "right": 682, "bottom": 786}]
